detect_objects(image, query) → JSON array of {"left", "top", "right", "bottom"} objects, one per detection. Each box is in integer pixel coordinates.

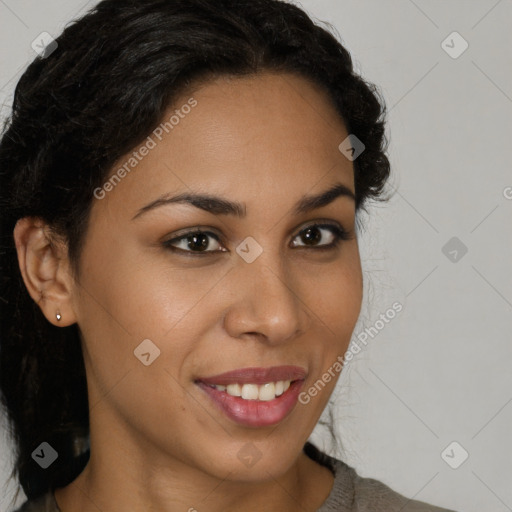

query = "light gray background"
[{"left": 1, "top": 1, "right": 511, "bottom": 511}]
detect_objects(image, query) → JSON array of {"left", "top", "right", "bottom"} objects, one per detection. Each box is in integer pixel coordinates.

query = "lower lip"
[{"left": 197, "top": 380, "right": 304, "bottom": 427}]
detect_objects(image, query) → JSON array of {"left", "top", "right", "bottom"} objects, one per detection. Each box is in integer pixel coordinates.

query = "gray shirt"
[{"left": 14, "top": 443, "right": 457, "bottom": 511}]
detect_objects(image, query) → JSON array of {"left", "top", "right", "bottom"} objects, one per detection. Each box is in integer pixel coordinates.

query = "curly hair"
[{"left": 0, "top": 0, "right": 390, "bottom": 503}]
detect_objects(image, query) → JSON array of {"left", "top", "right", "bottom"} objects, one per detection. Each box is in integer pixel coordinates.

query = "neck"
[{"left": 54, "top": 421, "right": 334, "bottom": 512}]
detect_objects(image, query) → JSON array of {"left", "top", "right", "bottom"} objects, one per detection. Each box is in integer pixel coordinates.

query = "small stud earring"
[{"left": 56, "top": 311, "right": 62, "bottom": 321}]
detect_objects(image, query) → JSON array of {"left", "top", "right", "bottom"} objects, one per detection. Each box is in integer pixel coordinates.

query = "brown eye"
[
  {"left": 291, "top": 223, "right": 349, "bottom": 250},
  {"left": 163, "top": 230, "right": 225, "bottom": 255}
]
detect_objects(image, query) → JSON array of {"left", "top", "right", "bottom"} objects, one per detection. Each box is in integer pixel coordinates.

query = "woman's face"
[{"left": 71, "top": 72, "right": 362, "bottom": 481}]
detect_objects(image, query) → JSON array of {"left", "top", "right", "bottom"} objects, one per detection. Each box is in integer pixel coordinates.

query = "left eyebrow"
[{"left": 131, "top": 182, "right": 355, "bottom": 220}]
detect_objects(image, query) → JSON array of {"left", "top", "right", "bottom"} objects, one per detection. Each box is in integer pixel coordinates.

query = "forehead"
[
  {"left": 96, "top": 72, "right": 354, "bottom": 219},
  {"left": 176, "top": 71, "right": 349, "bottom": 160}
]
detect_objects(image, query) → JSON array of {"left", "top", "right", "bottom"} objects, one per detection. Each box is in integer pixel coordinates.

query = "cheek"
[
  {"left": 74, "top": 256, "right": 200, "bottom": 445},
  {"left": 304, "top": 249, "right": 362, "bottom": 391},
  {"left": 302, "top": 247, "right": 363, "bottom": 335},
  {"left": 77, "top": 236, "right": 212, "bottom": 342}
]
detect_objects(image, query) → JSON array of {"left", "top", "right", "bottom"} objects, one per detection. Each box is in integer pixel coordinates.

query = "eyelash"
[{"left": 162, "top": 222, "right": 351, "bottom": 257}]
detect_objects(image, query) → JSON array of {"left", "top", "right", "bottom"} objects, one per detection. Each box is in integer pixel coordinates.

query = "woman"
[{"left": 0, "top": 0, "right": 457, "bottom": 510}]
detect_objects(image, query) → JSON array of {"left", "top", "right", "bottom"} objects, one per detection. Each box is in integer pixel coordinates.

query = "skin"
[{"left": 14, "top": 72, "right": 363, "bottom": 512}]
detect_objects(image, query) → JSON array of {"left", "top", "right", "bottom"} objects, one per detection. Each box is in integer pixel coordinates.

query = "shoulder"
[
  {"left": 11, "top": 492, "right": 59, "bottom": 512},
  {"left": 303, "top": 442, "right": 458, "bottom": 512},
  {"left": 350, "top": 469, "right": 457, "bottom": 511}
]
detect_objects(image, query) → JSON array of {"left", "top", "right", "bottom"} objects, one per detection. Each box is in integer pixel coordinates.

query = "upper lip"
[{"left": 197, "top": 365, "right": 307, "bottom": 386}]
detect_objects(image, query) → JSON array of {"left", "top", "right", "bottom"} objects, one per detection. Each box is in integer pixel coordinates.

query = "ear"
[{"left": 13, "top": 217, "right": 78, "bottom": 327}]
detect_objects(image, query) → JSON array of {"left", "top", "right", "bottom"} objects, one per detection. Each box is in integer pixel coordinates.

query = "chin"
[{"left": 197, "top": 439, "right": 302, "bottom": 482}]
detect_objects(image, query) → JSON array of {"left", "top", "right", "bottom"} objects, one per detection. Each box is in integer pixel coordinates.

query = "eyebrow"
[{"left": 131, "top": 182, "right": 355, "bottom": 220}]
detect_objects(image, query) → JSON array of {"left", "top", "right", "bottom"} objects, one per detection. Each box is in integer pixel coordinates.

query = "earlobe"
[{"left": 13, "top": 217, "right": 77, "bottom": 327}]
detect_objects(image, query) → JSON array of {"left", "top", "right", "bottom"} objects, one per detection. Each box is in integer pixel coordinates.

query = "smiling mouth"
[{"left": 194, "top": 365, "right": 307, "bottom": 427}]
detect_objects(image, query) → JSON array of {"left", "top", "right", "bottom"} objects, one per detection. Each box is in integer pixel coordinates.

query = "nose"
[{"left": 222, "top": 252, "right": 312, "bottom": 346}]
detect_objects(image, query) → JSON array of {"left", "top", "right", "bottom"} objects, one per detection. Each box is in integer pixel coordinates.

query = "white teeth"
[
  {"left": 241, "top": 383, "right": 259, "bottom": 400},
  {"left": 214, "top": 380, "right": 292, "bottom": 400},
  {"left": 226, "top": 383, "right": 241, "bottom": 396},
  {"left": 258, "top": 383, "right": 275, "bottom": 401}
]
